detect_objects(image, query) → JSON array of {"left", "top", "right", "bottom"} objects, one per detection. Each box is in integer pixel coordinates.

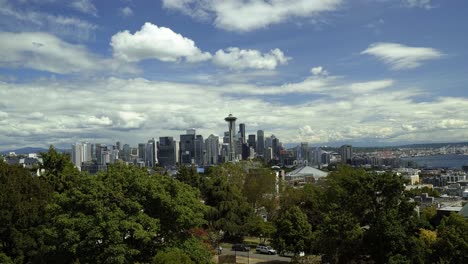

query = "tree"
[
  {"left": 41, "top": 163, "right": 208, "bottom": 263},
  {"left": 40, "top": 145, "right": 79, "bottom": 192},
  {"left": 243, "top": 168, "right": 276, "bottom": 208},
  {"left": 272, "top": 206, "right": 312, "bottom": 255},
  {"left": 310, "top": 166, "right": 419, "bottom": 263},
  {"left": 202, "top": 170, "right": 254, "bottom": 241},
  {"left": 0, "top": 160, "right": 53, "bottom": 263},
  {"left": 432, "top": 213, "right": 468, "bottom": 263},
  {"left": 153, "top": 248, "right": 193, "bottom": 264}
]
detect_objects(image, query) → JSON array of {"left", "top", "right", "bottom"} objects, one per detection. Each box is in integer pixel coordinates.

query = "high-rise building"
[
  {"left": 71, "top": 143, "right": 83, "bottom": 170},
  {"left": 340, "top": 145, "right": 353, "bottom": 164},
  {"left": 299, "top": 142, "right": 309, "bottom": 162},
  {"left": 138, "top": 143, "right": 146, "bottom": 163},
  {"left": 239, "top": 123, "right": 246, "bottom": 144},
  {"left": 122, "top": 144, "right": 131, "bottom": 161},
  {"left": 158, "top": 137, "right": 177, "bottom": 167},
  {"left": 194, "top": 135, "right": 204, "bottom": 166},
  {"left": 225, "top": 114, "right": 237, "bottom": 162},
  {"left": 223, "top": 131, "right": 230, "bottom": 144},
  {"left": 271, "top": 136, "right": 279, "bottom": 160},
  {"left": 147, "top": 138, "right": 157, "bottom": 167},
  {"left": 247, "top": 134, "right": 256, "bottom": 152},
  {"left": 257, "top": 130, "right": 265, "bottom": 157},
  {"left": 205, "top": 134, "right": 219, "bottom": 165},
  {"left": 180, "top": 132, "right": 195, "bottom": 164},
  {"left": 145, "top": 141, "right": 156, "bottom": 167},
  {"left": 116, "top": 141, "right": 121, "bottom": 151}
]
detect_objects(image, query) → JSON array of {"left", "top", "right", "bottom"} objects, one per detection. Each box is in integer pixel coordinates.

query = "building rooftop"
[{"left": 286, "top": 166, "right": 328, "bottom": 178}]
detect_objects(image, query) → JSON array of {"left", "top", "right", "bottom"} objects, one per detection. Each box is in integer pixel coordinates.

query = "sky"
[{"left": 0, "top": 0, "right": 467, "bottom": 150}]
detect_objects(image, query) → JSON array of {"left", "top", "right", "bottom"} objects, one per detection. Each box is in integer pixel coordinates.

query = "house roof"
[
  {"left": 459, "top": 203, "right": 468, "bottom": 218},
  {"left": 287, "top": 166, "right": 328, "bottom": 178}
]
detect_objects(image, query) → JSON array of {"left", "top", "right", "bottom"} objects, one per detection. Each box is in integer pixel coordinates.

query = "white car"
[
  {"left": 256, "top": 245, "right": 277, "bottom": 255},
  {"left": 281, "top": 251, "right": 305, "bottom": 257}
]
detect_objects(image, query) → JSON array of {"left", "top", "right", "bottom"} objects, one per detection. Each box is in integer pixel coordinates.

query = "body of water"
[{"left": 401, "top": 154, "right": 468, "bottom": 169}]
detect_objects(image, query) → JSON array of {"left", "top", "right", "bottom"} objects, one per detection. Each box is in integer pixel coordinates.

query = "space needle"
[{"left": 225, "top": 114, "right": 237, "bottom": 162}]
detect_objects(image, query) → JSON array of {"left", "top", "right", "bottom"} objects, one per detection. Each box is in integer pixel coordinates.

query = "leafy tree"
[
  {"left": 310, "top": 166, "right": 419, "bottom": 263},
  {"left": 176, "top": 165, "right": 201, "bottom": 189},
  {"left": 243, "top": 168, "right": 276, "bottom": 208},
  {"left": 245, "top": 215, "right": 275, "bottom": 240},
  {"left": 432, "top": 213, "right": 468, "bottom": 263},
  {"left": 202, "top": 171, "right": 254, "bottom": 241},
  {"left": 272, "top": 206, "right": 312, "bottom": 255},
  {"left": 40, "top": 145, "right": 79, "bottom": 192},
  {"left": 153, "top": 248, "right": 193, "bottom": 264},
  {"left": 41, "top": 163, "right": 207, "bottom": 263},
  {"left": 0, "top": 160, "right": 53, "bottom": 263}
]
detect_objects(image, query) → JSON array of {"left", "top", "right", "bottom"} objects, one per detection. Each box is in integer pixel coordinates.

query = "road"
[{"left": 220, "top": 248, "right": 291, "bottom": 263}]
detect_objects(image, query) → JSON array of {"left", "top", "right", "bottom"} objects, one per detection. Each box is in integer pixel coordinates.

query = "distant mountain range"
[{"left": 0, "top": 147, "right": 68, "bottom": 155}]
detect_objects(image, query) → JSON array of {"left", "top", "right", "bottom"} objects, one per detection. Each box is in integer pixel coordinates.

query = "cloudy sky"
[{"left": 0, "top": 0, "right": 467, "bottom": 150}]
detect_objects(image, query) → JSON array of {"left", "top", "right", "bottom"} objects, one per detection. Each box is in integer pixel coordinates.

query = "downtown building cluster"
[{"left": 70, "top": 114, "right": 287, "bottom": 173}]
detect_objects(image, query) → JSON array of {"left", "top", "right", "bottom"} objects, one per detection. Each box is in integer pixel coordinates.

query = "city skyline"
[{"left": 1, "top": 1, "right": 468, "bottom": 151}]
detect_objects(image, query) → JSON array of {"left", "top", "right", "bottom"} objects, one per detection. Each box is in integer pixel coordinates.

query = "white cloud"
[
  {"left": 361, "top": 42, "right": 443, "bottom": 70},
  {"left": 0, "top": 0, "right": 97, "bottom": 41},
  {"left": 213, "top": 47, "right": 290, "bottom": 70},
  {"left": 71, "top": 0, "right": 97, "bottom": 16},
  {"left": 162, "top": 0, "right": 342, "bottom": 32},
  {"left": 310, "top": 66, "right": 328, "bottom": 76},
  {"left": 111, "top": 22, "right": 212, "bottom": 63},
  {"left": 119, "top": 6, "right": 133, "bottom": 17},
  {"left": 403, "top": 0, "right": 433, "bottom": 9},
  {"left": 0, "top": 32, "right": 137, "bottom": 74},
  {"left": 0, "top": 32, "right": 99, "bottom": 73}
]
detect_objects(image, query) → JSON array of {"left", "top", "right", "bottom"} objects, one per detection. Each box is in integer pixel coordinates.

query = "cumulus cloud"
[
  {"left": 162, "top": 0, "right": 342, "bottom": 32},
  {"left": 111, "top": 22, "right": 212, "bottom": 63},
  {"left": 71, "top": 0, "right": 97, "bottom": 16},
  {"left": 310, "top": 66, "right": 328, "bottom": 76},
  {"left": 1, "top": 71, "right": 467, "bottom": 150},
  {"left": 403, "top": 0, "right": 433, "bottom": 9},
  {"left": 361, "top": 42, "right": 443, "bottom": 70},
  {"left": 119, "top": 6, "right": 133, "bottom": 17},
  {"left": 213, "top": 47, "right": 290, "bottom": 70}
]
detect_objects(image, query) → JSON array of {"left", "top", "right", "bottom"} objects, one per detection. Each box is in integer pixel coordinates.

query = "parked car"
[
  {"left": 280, "top": 251, "right": 305, "bottom": 257},
  {"left": 232, "top": 244, "right": 250, "bottom": 252},
  {"left": 256, "top": 245, "right": 277, "bottom": 255}
]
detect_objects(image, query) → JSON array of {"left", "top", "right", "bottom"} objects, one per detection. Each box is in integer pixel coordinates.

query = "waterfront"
[{"left": 401, "top": 154, "right": 468, "bottom": 169}]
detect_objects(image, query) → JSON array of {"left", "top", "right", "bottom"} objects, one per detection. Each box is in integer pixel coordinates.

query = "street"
[{"left": 220, "top": 248, "right": 291, "bottom": 263}]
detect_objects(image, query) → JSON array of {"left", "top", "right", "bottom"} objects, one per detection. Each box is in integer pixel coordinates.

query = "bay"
[{"left": 401, "top": 154, "right": 468, "bottom": 169}]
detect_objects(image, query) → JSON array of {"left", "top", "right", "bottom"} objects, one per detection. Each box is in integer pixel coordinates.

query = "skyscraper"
[
  {"left": 194, "top": 135, "right": 205, "bottom": 166},
  {"left": 180, "top": 132, "right": 195, "bottom": 164},
  {"left": 340, "top": 145, "right": 353, "bottom": 164},
  {"left": 147, "top": 138, "right": 157, "bottom": 166},
  {"left": 71, "top": 143, "right": 83, "bottom": 170},
  {"left": 225, "top": 114, "right": 237, "bottom": 161},
  {"left": 247, "top": 134, "right": 256, "bottom": 152},
  {"left": 239, "top": 123, "right": 246, "bottom": 144},
  {"left": 205, "top": 134, "right": 219, "bottom": 165},
  {"left": 158, "top": 137, "right": 177, "bottom": 167},
  {"left": 257, "top": 130, "right": 264, "bottom": 157}
]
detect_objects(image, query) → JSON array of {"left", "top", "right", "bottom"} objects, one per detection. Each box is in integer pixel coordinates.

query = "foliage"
[
  {"left": 243, "top": 168, "right": 276, "bottom": 208},
  {"left": 404, "top": 186, "right": 441, "bottom": 198},
  {"left": 202, "top": 170, "right": 254, "bottom": 241},
  {"left": 272, "top": 206, "right": 312, "bottom": 255},
  {"left": 153, "top": 248, "right": 194, "bottom": 264},
  {"left": 0, "top": 160, "right": 53, "bottom": 263},
  {"left": 432, "top": 213, "right": 468, "bottom": 263}
]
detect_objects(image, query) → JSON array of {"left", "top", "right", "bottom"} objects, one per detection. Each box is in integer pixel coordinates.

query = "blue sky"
[{"left": 0, "top": 0, "right": 467, "bottom": 150}]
